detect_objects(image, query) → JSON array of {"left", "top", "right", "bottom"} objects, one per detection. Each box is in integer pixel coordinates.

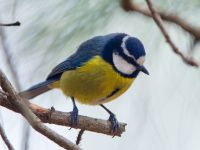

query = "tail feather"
[{"left": 19, "top": 80, "right": 54, "bottom": 99}]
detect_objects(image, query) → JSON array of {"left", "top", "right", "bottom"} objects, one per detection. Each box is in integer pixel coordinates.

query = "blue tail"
[{"left": 19, "top": 80, "right": 54, "bottom": 99}]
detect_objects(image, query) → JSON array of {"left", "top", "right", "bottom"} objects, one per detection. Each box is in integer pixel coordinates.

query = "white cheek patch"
[
  {"left": 112, "top": 53, "right": 136, "bottom": 75},
  {"left": 137, "top": 56, "right": 145, "bottom": 65}
]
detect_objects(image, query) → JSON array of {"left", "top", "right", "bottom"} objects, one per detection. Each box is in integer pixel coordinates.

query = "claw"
[
  {"left": 100, "top": 104, "right": 119, "bottom": 135},
  {"left": 108, "top": 113, "right": 119, "bottom": 134},
  {"left": 70, "top": 106, "right": 78, "bottom": 127}
]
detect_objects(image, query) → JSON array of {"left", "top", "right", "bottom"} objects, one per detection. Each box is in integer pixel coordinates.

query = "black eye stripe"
[
  {"left": 109, "top": 49, "right": 140, "bottom": 78},
  {"left": 117, "top": 48, "right": 139, "bottom": 67}
]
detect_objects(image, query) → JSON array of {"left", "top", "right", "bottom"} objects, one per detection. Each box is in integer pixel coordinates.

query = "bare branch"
[
  {"left": 121, "top": 0, "right": 200, "bottom": 40},
  {"left": 0, "top": 21, "right": 20, "bottom": 27},
  {"left": 76, "top": 130, "right": 85, "bottom": 145},
  {"left": 0, "top": 123, "right": 15, "bottom": 150},
  {"left": 143, "top": 0, "right": 198, "bottom": 67},
  {"left": 0, "top": 93, "right": 126, "bottom": 137},
  {"left": 0, "top": 70, "right": 81, "bottom": 150},
  {"left": 0, "top": 20, "right": 30, "bottom": 150},
  {"left": 121, "top": 0, "right": 199, "bottom": 67}
]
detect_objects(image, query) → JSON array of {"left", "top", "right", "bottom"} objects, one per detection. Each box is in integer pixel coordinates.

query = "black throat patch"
[{"left": 98, "top": 88, "right": 120, "bottom": 104}]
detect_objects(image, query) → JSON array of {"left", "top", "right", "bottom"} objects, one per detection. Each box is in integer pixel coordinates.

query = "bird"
[{"left": 19, "top": 33, "right": 149, "bottom": 133}]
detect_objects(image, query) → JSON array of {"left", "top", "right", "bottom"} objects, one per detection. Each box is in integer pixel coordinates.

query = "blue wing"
[{"left": 46, "top": 33, "right": 126, "bottom": 81}]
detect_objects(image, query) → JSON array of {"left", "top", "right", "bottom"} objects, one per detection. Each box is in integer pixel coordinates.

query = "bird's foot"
[
  {"left": 70, "top": 106, "right": 79, "bottom": 127},
  {"left": 108, "top": 113, "right": 119, "bottom": 134}
]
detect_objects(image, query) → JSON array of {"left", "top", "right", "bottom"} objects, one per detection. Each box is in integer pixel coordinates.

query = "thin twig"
[
  {"left": 76, "top": 129, "right": 85, "bottom": 145},
  {"left": 0, "top": 123, "right": 15, "bottom": 150},
  {"left": 144, "top": 0, "right": 198, "bottom": 67},
  {"left": 0, "top": 94, "right": 126, "bottom": 137},
  {"left": 0, "top": 21, "right": 20, "bottom": 26},
  {"left": 0, "top": 19, "right": 30, "bottom": 150},
  {"left": 0, "top": 70, "right": 81, "bottom": 150},
  {"left": 121, "top": 0, "right": 200, "bottom": 40}
]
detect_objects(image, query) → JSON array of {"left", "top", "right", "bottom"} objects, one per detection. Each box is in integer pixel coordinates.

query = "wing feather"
[{"left": 46, "top": 33, "right": 124, "bottom": 81}]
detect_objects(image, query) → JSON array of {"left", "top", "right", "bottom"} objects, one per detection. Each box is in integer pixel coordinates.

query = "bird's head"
[{"left": 103, "top": 33, "right": 149, "bottom": 78}]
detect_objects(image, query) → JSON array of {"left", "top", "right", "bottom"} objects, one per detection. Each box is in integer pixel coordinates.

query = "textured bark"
[
  {"left": 0, "top": 70, "right": 81, "bottom": 150},
  {"left": 0, "top": 93, "right": 126, "bottom": 137}
]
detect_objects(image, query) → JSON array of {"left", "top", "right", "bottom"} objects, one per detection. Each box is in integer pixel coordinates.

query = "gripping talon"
[
  {"left": 70, "top": 106, "right": 78, "bottom": 126},
  {"left": 100, "top": 104, "right": 119, "bottom": 134},
  {"left": 109, "top": 113, "right": 119, "bottom": 134}
]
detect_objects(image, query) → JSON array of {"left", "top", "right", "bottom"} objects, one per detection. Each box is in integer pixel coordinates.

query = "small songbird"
[{"left": 19, "top": 33, "right": 149, "bottom": 133}]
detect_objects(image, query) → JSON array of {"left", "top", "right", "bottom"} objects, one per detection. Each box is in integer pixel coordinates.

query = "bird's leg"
[
  {"left": 100, "top": 104, "right": 119, "bottom": 133},
  {"left": 70, "top": 97, "right": 79, "bottom": 126}
]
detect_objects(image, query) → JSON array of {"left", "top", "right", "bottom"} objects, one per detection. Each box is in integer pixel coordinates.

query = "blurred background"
[{"left": 0, "top": 0, "right": 200, "bottom": 149}]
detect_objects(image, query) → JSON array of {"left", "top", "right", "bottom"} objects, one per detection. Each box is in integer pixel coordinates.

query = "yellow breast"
[{"left": 51, "top": 56, "right": 135, "bottom": 105}]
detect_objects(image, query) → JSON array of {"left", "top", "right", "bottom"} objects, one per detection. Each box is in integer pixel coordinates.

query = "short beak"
[{"left": 137, "top": 65, "right": 149, "bottom": 75}]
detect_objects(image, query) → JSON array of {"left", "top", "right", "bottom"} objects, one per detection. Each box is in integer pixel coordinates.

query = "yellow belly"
[{"left": 51, "top": 56, "right": 134, "bottom": 105}]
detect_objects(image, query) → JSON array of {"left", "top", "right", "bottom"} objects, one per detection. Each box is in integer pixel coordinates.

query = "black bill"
[{"left": 137, "top": 65, "right": 149, "bottom": 75}]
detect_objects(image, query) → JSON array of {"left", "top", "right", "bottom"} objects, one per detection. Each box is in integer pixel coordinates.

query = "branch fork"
[{"left": 0, "top": 70, "right": 126, "bottom": 149}]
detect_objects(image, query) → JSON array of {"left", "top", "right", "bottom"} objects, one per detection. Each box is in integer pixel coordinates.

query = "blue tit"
[{"left": 19, "top": 33, "right": 149, "bottom": 133}]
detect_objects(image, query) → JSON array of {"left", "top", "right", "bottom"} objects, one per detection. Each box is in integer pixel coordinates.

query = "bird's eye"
[
  {"left": 137, "top": 56, "right": 145, "bottom": 65},
  {"left": 114, "top": 50, "right": 119, "bottom": 55}
]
